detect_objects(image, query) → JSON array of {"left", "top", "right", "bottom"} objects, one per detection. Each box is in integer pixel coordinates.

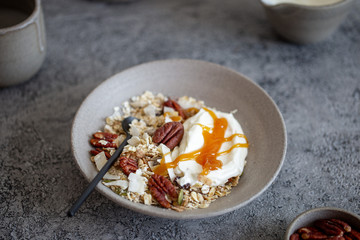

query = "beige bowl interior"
[{"left": 71, "top": 59, "right": 287, "bottom": 219}]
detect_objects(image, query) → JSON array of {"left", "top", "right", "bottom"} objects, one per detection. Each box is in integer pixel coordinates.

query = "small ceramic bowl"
[
  {"left": 285, "top": 207, "right": 360, "bottom": 240},
  {"left": 71, "top": 59, "right": 287, "bottom": 219},
  {"left": 260, "top": 0, "right": 354, "bottom": 44}
]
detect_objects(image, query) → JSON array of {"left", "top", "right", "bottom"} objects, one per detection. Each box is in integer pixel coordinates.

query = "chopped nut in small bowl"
[
  {"left": 285, "top": 207, "right": 360, "bottom": 240},
  {"left": 71, "top": 59, "right": 287, "bottom": 219}
]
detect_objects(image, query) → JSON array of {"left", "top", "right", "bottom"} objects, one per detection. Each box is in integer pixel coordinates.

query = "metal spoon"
[{"left": 68, "top": 116, "right": 137, "bottom": 217}]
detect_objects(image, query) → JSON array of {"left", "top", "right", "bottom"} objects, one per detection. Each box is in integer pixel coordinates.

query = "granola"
[{"left": 89, "top": 91, "right": 248, "bottom": 211}]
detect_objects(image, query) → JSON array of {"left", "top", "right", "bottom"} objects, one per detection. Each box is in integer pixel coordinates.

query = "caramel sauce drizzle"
[
  {"left": 154, "top": 107, "right": 248, "bottom": 176},
  {"left": 184, "top": 107, "right": 200, "bottom": 116},
  {"left": 163, "top": 112, "right": 182, "bottom": 122}
]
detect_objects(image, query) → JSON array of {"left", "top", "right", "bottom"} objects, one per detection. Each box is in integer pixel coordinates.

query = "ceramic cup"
[
  {"left": 260, "top": 0, "right": 354, "bottom": 44},
  {"left": 0, "top": 0, "right": 46, "bottom": 87}
]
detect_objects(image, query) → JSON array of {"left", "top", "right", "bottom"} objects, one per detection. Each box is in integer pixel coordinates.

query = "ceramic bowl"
[
  {"left": 285, "top": 207, "right": 360, "bottom": 239},
  {"left": 71, "top": 59, "right": 287, "bottom": 219},
  {"left": 260, "top": 0, "right": 354, "bottom": 44},
  {"left": 0, "top": 0, "right": 46, "bottom": 87}
]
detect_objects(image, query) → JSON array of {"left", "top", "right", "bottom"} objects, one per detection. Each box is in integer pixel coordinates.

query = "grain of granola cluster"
[{"left": 89, "top": 91, "right": 243, "bottom": 211}]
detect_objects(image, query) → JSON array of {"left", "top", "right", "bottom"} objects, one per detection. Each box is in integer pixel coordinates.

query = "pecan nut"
[
  {"left": 90, "top": 148, "right": 111, "bottom": 159},
  {"left": 348, "top": 229, "right": 360, "bottom": 240},
  {"left": 90, "top": 139, "right": 117, "bottom": 148},
  {"left": 117, "top": 156, "right": 138, "bottom": 176},
  {"left": 314, "top": 220, "right": 344, "bottom": 237},
  {"left": 297, "top": 227, "right": 322, "bottom": 235},
  {"left": 301, "top": 231, "right": 328, "bottom": 239},
  {"left": 152, "top": 122, "right": 184, "bottom": 150},
  {"left": 149, "top": 185, "right": 171, "bottom": 208},
  {"left": 297, "top": 227, "right": 328, "bottom": 240},
  {"left": 164, "top": 99, "right": 186, "bottom": 120},
  {"left": 290, "top": 233, "right": 300, "bottom": 240},
  {"left": 93, "top": 132, "right": 118, "bottom": 141},
  {"left": 327, "top": 236, "right": 345, "bottom": 240},
  {"left": 90, "top": 131, "right": 118, "bottom": 148},
  {"left": 148, "top": 174, "right": 178, "bottom": 208},
  {"left": 329, "top": 219, "right": 352, "bottom": 233}
]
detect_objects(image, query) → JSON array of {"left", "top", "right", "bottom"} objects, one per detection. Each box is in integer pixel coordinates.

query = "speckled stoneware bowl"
[
  {"left": 285, "top": 207, "right": 360, "bottom": 239},
  {"left": 260, "top": 0, "right": 354, "bottom": 44},
  {"left": 71, "top": 59, "right": 287, "bottom": 219}
]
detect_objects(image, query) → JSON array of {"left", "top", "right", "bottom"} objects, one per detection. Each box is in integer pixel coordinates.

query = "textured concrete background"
[{"left": 0, "top": 0, "right": 359, "bottom": 239}]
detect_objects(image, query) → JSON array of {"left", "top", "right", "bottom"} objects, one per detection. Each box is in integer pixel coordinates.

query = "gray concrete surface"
[{"left": 0, "top": 0, "right": 359, "bottom": 239}]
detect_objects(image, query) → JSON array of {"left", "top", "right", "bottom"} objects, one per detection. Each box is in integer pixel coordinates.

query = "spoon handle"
[{"left": 68, "top": 134, "right": 130, "bottom": 217}]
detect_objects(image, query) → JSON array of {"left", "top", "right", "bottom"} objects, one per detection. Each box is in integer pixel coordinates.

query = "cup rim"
[
  {"left": 0, "top": 0, "right": 41, "bottom": 34},
  {"left": 259, "top": 0, "right": 352, "bottom": 9}
]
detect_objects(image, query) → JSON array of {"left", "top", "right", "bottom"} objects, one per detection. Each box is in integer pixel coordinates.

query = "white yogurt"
[{"left": 172, "top": 108, "right": 248, "bottom": 187}]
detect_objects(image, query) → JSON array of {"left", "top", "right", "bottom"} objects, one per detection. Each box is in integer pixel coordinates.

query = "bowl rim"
[
  {"left": 259, "top": 0, "right": 353, "bottom": 10},
  {"left": 284, "top": 207, "right": 360, "bottom": 239},
  {"left": 71, "top": 58, "right": 287, "bottom": 219}
]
